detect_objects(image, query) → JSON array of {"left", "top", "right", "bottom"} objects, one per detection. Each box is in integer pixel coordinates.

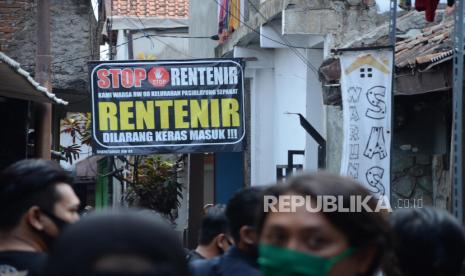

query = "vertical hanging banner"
[
  {"left": 340, "top": 49, "right": 393, "bottom": 200},
  {"left": 89, "top": 59, "right": 245, "bottom": 155}
]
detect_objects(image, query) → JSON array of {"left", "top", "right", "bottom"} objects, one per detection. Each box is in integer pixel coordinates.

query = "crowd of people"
[{"left": 0, "top": 159, "right": 464, "bottom": 276}]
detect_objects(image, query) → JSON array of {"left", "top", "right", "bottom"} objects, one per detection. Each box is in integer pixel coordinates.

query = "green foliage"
[
  {"left": 59, "top": 144, "right": 81, "bottom": 164},
  {"left": 124, "top": 156, "right": 184, "bottom": 221},
  {"left": 60, "top": 113, "right": 91, "bottom": 164}
]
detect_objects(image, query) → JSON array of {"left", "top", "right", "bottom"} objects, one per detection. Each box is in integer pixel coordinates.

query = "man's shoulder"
[
  {"left": 190, "top": 256, "right": 221, "bottom": 276},
  {"left": 190, "top": 253, "right": 260, "bottom": 276},
  {"left": 186, "top": 249, "right": 205, "bottom": 262},
  {"left": 0, "top": 251, "right": 47, "bottom": 276},
  {"left": 220, "top": 247, "right": 261, "bottom": 275}
]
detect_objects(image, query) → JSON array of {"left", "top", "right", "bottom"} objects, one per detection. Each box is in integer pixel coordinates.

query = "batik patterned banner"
[{"left": 340, "top": 49, "right": 393, "bottom": 200}]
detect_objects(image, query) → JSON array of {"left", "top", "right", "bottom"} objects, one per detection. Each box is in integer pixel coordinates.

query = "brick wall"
[
  {"left": 0, "top": 0, "right": 100, "bottom": 95},
  {"left": 51, "top": 0, "right": 99, "bottom": 93},
  {"left": 0, "top": 0, "right": 37, "bottom": 73}
]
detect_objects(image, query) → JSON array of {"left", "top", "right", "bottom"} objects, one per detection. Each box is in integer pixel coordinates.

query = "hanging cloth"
[
  {"left": 415, "top": 0, "right": 440, "bottom": 22},
  {"left": 218, "top": 0, "right": 229, "bottom": 35},
  {"left": 229, "top": 0, "right": 241, "bottom": 31}
]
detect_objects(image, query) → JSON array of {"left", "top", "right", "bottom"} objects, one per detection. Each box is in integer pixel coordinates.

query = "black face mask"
[
  {"left": 41, "top": 209, "right": 69, "bottom": 231},
  {"left": 36, "top": 209, "right": 71, "bottom": 251}
]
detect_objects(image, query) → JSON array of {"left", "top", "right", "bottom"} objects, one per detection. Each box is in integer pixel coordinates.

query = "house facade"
[
  {"left": 189, "top": 0, "right": 384, "bottom": 188},
  {"left": 0, "top": 0, "right": 100, "bottom": 169},
  {"left": 319, "top": 10, "right": 453, "bottom": 209}
]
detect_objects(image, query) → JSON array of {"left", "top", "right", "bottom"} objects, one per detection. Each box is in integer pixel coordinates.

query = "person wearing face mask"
[
  {"left": 0, "top": 159, "right": 80, "bottom": 276},
  {"left": 257, "top": 173, "right": 393, "bottom": 276},
  {"left": 187, "top": 204, "right": 233, "bottom": 262},
  {"left": 191, "top": 187, "right": 263, "bottom": 276}
]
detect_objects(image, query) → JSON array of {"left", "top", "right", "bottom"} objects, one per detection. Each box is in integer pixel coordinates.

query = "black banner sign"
[{"left": 89, "top": 59, "right": 245, "bottom": 155}]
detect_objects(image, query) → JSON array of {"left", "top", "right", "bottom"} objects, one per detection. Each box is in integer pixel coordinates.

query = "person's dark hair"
[
  {"left": 0, "top": 159, "right": 72, "bottom": 231},
  {"left": 258, "top": 172, "right": 392, "bottom": 276},
  {"left": 390, "top": 207, "right": 465, "bottom": 276},
  {"left": 226, "top": 187, "right": 263, "bottom": 243},
  {"left": 43, "top": 210, "right": 189, "bottom": 276},
  {"left": 198, "top": 204, "right": 229, "bottom": 245}
]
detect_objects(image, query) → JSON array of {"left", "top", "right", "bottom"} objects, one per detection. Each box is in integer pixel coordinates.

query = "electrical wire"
[
  {"left": 20, "top": 33, "right": 214, "bottom": 68},
  {"left": 128, "top": 1, "right": 156, "bottom": 49},
  {"left": 129, "top": 0, "right": 198, "bottom": 59},
  {"left": 150, "top": 35, "right": 199, "bottom": 59},
  {"left": 225, "top": 0, "right": 318, "bottom": 75},
  {"left": 213, "top": 0, "right": 318, "bottom": 50},
  {"left": 151, "top": 34, "right": 218, "bottom": 39},
  {"left": 51, "top": 38, "right": 133, "bottom": 65},
  {"left": 245, "top": 0, "right": 318, "bottom": 72},
  {"left": 239, "top": 0, "right": 319, "bottom": 74}
]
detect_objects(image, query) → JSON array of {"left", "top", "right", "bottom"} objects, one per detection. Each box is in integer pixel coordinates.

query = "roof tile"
[
  {"left": 395, "top": 17, "right": 453, "bottom": 69},
  {"left": 112, "top": 0, "right": 188, "bottom": 18}
]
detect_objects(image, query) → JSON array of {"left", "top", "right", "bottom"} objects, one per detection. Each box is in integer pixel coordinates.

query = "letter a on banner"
[{"left": 339, "top": 49, "right": 393, "bottom": 201}]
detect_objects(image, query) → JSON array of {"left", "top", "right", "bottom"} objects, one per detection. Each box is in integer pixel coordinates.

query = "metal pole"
[
  {"left": 452, "top": 0, "right": 464, "bottom": 221},
  {"left": 389, "top": 0, "right": 397, "bottom": 206},
  {"left": 187, "top": 154, "right": 204, "bottom": 249},
  {"left": 389, "top": 0, "right": 398, "bottom": 46},
  {"left": 108, "top": 0, "right": 113, "bottom": 60},
  {"left": 35, "top": 0, "right": 52, "bottom": 159}
]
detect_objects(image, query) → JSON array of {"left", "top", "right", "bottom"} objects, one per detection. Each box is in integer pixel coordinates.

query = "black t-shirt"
[{"left": 0, "top": 251, "right": 47, "bottom": 276}]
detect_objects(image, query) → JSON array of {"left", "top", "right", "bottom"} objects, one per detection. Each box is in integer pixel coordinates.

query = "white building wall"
[
  {"left": 305, "top": 49, "right": 325, "bottom": 171},
  {"left": 249, "top": 48, "right": 315, "bottom": 186},
  {"left": 116, "top": 30, "right": 129, "bottom": 60},
  {"left": 273, "top": 49, "right": 307, "bottom": 169},
  {"left": 250, "top": 68, "right": 276, "bottom": 186},
  {"left": 131, "top": 31, "right": 190, "bottom": 60},
  {"left": 189, "top": 0, "right": 217, "bottom": 58}
]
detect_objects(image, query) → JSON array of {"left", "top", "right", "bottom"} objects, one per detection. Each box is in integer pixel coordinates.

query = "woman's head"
[
  {"left": 258, "top": 172, "right": 392, "bottom": 276},
  {"left": 390, "top": 207, "right": 465, "bottom": 276}
]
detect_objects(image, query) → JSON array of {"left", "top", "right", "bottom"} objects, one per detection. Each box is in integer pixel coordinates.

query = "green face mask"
[{"left": 258, "top": 243, "right": 355, "bottom": 276}]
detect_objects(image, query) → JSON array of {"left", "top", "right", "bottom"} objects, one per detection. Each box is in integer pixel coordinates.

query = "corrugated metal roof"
[
  {"left": 112, "top": 0, "right": 189, "bottom": 18},
  {"left": 0, "top": 52, "right": 68, "bottom": 105}
]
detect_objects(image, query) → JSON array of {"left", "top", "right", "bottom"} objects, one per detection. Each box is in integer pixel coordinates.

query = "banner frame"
[{"left": 88, "top": 58, "right": 246, "bottom": 154}]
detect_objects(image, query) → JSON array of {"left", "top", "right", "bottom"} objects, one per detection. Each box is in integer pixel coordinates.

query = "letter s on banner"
[{"left": 339, "top": 50, "right": 393, "bottom": 201}]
